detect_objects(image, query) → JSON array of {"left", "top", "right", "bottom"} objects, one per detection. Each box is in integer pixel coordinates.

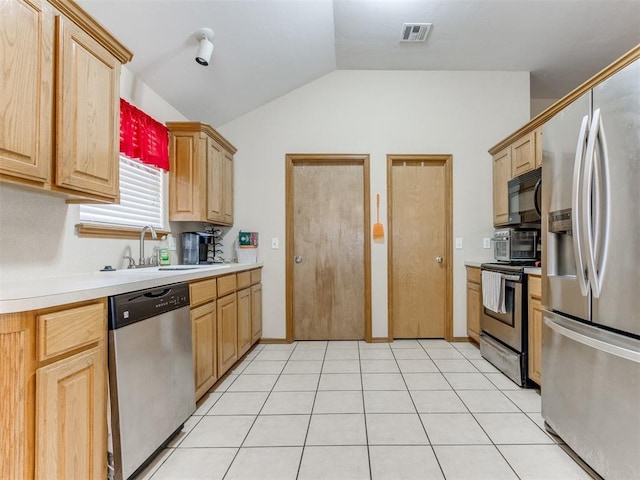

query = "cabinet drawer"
[
  {"left": 250, "top": 268, "right": 262, "bottom": 285},
  {"left": 37, "top": 302, "right": 104, "bottom": 362},
  {"left": 217, "top": 274, "right": 237, "bottom": 297},
  {"left": 190, "top": 278, "right": 217, "bottom": 307},
  {"left": 529, "top": 275, "right": 541, "bottom": 298},
  {"left": 237, "top": 271, "right": 251, "bottom": 289},
  {"left": 466, "top": 266, "right": 481, "bottom": 284}
]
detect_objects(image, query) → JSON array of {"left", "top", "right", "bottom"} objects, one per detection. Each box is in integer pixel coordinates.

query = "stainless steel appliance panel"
[
  {"left": 481, "top": 275, "right": 523, "bottom": 352},
  {"left": 589, "top": 59, "right": 640, "bottom": 336},
  {"left": 542, "top": 312, "right": 640, "bottom": 480},
  {"left": 110, "top": 304, "right": 195, "bottom": 479},
  {"left": 479, "top": 333, "right": 525, "bottom": 386},
  {"left": 542, "top": 92, "right": 591, "bottom": 321}
]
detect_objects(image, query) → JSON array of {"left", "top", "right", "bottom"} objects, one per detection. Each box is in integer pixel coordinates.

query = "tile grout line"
[
  {"left": 295, "top": 341, "right": 328, "bottom": 480},
  {"left": 220, "top": 342, "right": 297, "bottom": 479},
  {"left": 357, "top": 341, "right": 373, "bottom": 480}
]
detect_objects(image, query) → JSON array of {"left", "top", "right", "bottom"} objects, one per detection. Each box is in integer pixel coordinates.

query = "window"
[{"left": 79, "top": 154, "right": 165, "bottom": 229}]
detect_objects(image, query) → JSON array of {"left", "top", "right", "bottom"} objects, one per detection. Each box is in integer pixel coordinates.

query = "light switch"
[
  {"left": 455, "top": 237, "right": 463, "bottom": 249},
  {"left": 271, "top": 237, "right": 279, "bottom": 249},
  {"left": 483, "top": 237, "right": 491, "bottom": 249}
]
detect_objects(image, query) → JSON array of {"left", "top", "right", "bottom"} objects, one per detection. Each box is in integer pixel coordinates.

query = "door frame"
[
  {"left": 285, "top": 154, "right": 372, "bottom": 343},
  {"left": 387, "top": 154, "right": 454, "bottom": 341}
]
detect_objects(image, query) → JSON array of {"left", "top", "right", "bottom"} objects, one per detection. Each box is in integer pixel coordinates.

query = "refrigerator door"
[
  {"left": 542, "top": 311, "right": 640, "bottom": 480},
  {"left": 589, "top": 58, "right": 640, "bottom": 336},
  {"left": 541, "top": 92, "right": 590, "bottom": 320}
]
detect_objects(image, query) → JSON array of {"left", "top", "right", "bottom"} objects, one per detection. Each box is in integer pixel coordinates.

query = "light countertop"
[
  {"left": 524, "top": 267, "right": 542, "bottom": 275},
  {"left": 464, "top": 261, "right": 483, "bottom": 268},
  {"left": 0, "top": 263, "right": 263, "bottom": 314}
]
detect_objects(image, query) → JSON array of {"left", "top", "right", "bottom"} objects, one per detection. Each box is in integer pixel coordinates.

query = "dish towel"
[{"left": 482, "top": 271, "right": 506, "bottom": 314}]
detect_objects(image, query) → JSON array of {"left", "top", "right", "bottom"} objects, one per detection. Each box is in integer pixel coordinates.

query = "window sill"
[{"left": 76, "top": 223, "right": 170, "bottom": 239}]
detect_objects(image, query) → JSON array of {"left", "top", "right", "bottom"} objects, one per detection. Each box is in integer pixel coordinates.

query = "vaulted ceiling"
[{"left": 79, "top": 0, "right": 640, "bottom": 127}]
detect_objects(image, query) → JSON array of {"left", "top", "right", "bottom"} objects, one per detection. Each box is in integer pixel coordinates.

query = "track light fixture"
[{"left": 194, "top": 28, "right": 214, "bottom": 66}]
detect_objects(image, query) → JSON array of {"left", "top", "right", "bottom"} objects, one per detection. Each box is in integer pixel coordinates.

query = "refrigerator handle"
[
  {"left": 572, "top": 115, "right": 590, "bottom": 297},
  {"left": 583, "top": 109, "right": 610, "bottom": 298},
  {"left": 544, "top": 315, "right": 640, "bottom": 364}
]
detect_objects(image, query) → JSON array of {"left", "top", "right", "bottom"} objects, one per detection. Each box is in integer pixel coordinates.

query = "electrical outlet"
[
  {"left": 271, "top": 237, "right": 279, "bottom": 249},
  {"left": 455, "top": 237, "right": 463, "bottom": 249},
  {"left": 483, "top": 237, "right": 491, "bottom": 249}
]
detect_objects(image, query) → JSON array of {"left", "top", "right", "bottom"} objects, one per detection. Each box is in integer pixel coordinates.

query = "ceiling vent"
[{"left": 399, "top": 23, "right": 432, "bottom": 43}]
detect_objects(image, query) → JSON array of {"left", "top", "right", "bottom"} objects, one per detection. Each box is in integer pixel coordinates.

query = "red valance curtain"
[{"left": 119, "top": 99, "right": 170, "bottom": 171}]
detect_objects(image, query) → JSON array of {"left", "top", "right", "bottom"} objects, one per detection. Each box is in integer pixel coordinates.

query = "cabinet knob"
[{"left": 294, "top": 256, "right": 303, "bottom": 264}]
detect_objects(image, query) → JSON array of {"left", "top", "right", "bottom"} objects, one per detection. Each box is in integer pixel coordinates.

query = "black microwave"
[{"left": 508, "top": 167, "right": 541, "bottom": 226}]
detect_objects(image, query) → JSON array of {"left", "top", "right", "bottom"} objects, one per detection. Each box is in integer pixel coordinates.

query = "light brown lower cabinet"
[
  {"left": 251, "top": 283, "right": 263, "bottom": 344},
  {"left": 528, "top": 275, "right": 543, "bottom": 385},
  {"left": 466, "top": 266, "right": 482, "bottom": 343},
  {"left": 36, "top": 344, "right": 105, "bottom": 479},
  {"left": 191, "top": 301, "right": 218, "bottom": 400},
  {"left": 237, "top": 288, "right": 252, "bottom": 358},
  {"left": 0, "top": 299, "right": 107, "bottom": 480},
  {"left": 217, "top": 293, "right": 238, "bottom": 376}
]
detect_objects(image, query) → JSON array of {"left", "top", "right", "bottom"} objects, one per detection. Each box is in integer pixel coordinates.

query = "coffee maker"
[{"left": 182, "top": 232, "right": 216, "bottom": 264}]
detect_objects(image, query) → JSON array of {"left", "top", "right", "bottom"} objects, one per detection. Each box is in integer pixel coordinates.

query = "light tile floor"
[{"left": 134, "top": 339, "right": 594, "bottom": 480}]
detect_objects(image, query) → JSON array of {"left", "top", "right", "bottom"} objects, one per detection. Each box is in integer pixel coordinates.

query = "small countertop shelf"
[{"left": 0, "top": 263, "right": 263, "bottom": 314}]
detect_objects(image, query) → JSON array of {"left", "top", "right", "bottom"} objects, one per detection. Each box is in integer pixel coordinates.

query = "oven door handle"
[{"left": 501, "top": 274, "right": 521, "bottom": 281}]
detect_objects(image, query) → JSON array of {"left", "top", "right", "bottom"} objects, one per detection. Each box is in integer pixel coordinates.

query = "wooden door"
[
  {"left": 0, "top": 0, "right": 53, "bottom": 184},
  {"left": 55, "top": 16, "right": 120, "bottom": 200},
  {"left": 511, "top": 131, "right": 536, "bottom": 177},
  {"left": 237, "top": 288, "right": 252, "bottom": 357},
  {"left": 251, "top": 283, "right": 263, "bottom": 343},
  {"left": 206, "top": 137, "right": 224, "bottom": 223},
  {"left": 217, "top": 293, "right": 237, "bottom": 375},
  {"left": 389, "top": 155, "right": 452, "bottom": 339},
  {"left": 493, "top": 147, "right": 511, "bottom": 225},
  {"left": 286, "top": 155, "right": 371, "bottom": 341},
  {"left": 191, "top": 300, "right": 217, "bottom": 401},
  {"left": 222, "top": 150, "right": 234, "bottom": 225},
  {"left": 35, "top": 345, "right": 105, "bottom": 480}
]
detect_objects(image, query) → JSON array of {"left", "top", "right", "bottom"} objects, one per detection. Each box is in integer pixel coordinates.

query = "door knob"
[
  {"left": 435, "top": 256, "right": 443, "bottom": 263},
  {"left": 294, "top": 256, "right": 303, "bottom": 264}
]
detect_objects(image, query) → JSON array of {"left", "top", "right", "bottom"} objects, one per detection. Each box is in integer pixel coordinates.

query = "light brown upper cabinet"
[
  {"left": 492, "top": 146, "right": 511, "bottom": 226},
  {"left": 511, "top": 131, "right": 536, "bottom": 178},
  {"left": 0, "top": 0, "right": 132, "bottom": 202},
  {"left": 492, "top": 127, "right": 543, "bottom": 226},
  {"left": 167, "top": 122, "right": 236, "bottom": 226}
]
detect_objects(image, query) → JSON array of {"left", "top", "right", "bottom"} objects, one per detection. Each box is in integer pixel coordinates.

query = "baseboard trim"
[
  {"left": 259, "top": 338, "right": 291, "bottom": 344},
  {"left": 450, "top": 336, "right": 471, "bottom": 343},
  {"left": 370, "top": 337, "right": 392, "bottom": 343}
]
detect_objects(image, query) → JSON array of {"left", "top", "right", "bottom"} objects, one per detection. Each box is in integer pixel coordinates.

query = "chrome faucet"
[{"left": 139, "top": 225, "right": 157, "bottom": 266}]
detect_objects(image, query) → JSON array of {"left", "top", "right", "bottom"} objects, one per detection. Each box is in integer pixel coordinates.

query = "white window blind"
[{"left": 80, "top": 155, "right": 165, "bottom": 229}]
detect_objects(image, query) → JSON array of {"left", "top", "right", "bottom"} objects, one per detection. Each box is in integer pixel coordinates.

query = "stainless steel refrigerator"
[{"left": 541, "top": 58, "right": 640, "bottom": 479}]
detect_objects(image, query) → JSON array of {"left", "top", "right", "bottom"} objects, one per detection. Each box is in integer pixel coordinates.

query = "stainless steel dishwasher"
[{"left": 108, "top": 283, "right": 195, "bottom": 480}]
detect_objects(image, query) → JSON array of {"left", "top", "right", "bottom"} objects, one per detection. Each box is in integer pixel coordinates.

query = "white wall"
[
  {"left": 531, "top": 98, "right": 558, "bottom": 118},
  {"left": 218, "top": 70, "right": 530, "bottom": 339},
  {"left": 0, "top": 67, "right": 188, "bottom": 283}
]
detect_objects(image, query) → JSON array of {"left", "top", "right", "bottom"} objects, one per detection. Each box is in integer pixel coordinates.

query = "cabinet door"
[
  {"left": 466, "top": 280, "right": 481, "bottom": 343},
  {"left": 528, "top": 276, "right": 543, "bottom": 385},
  {"left": 169, "top": 131, "right": 204, "bottom": 221},
  {"left": 511, "top": 132, "right": 536, "bottom": 178},
  {"left": 237, "top": 288, "right": 252, "bottom": 357},
  {"left": 251, "top": 283, "right": 262, "bottom": 344},
  {"left": 492, "top": 147, "right": 511, "bottom": 226},
  {"left": 191, "top": 301, "right": 217, "bottom": 401},
  {"left": 35, "top": 344, "right": 106, "bottom": 480},
  {"left": 217, "top": 293, "right": 237, "bottom": 376},
  {"left": 206, "top": 137, "right": 224, "bottom": 223},
  {"left": 0, "top": 0, "right": 53, "bottom": 184},
  {"left": 222, "top": 150, "right": 234, "bottom": 225},
  {"left": 535, "top": 128, "right": 543, "bottom": 168},
  {"left": 55, "top": 16, "right": 120, "bottom": 200}
]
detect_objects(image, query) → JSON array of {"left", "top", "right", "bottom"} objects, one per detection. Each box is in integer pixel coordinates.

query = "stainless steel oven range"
[{"left": 479, "top": 262, "right": 529, "bottom": 387}]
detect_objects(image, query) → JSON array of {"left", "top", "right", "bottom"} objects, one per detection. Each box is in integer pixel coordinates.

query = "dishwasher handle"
[{"left": 109, "top": 283, "right": 190, "bottom": 330}]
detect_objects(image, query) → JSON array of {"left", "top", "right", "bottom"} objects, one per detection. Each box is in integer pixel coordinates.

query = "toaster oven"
[{"left": 493, "top": 228, "right": 539, "bottom": 263}]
